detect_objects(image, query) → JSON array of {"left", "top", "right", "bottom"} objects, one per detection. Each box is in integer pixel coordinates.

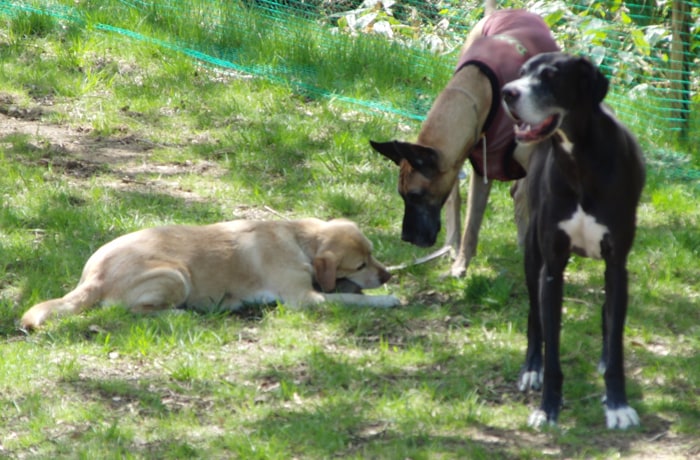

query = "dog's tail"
[
  {"left": 21, "top": 279, "right": 103, "bottom": 330},
  {"left": 484, "top": 0, "right": 497, "bottom": 16}
]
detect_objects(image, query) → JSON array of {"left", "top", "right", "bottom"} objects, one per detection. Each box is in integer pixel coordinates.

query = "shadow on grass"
[
  {"left": 244, "top": 337, "right": 690, "bottom": 458},
  {"left": 1, "top": 128, "right": 695, "bottom": 456},
  {"left": 5, "top": 287, "right": 695, "bottom": 457}
]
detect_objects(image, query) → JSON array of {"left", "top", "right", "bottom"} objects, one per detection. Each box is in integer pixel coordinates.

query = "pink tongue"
[{"left": 515, "top": 115, "right": 556, "bottom": 140}]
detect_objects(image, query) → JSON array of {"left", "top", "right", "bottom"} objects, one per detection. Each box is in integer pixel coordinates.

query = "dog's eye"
[
  {"left": 356, "top": 262, "right": 367, "bottom": 271},
  {"left": 541, "top": 66, "right": 557, "bottom": 80}
]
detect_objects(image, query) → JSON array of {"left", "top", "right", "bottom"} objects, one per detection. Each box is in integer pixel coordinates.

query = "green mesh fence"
[{"left": 1, "top": 0, "right": 698, "bottom": 168}]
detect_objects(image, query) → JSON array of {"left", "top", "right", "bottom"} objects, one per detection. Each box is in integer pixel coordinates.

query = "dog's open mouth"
[
  {"left": 513, "top": 114, "right": 560, "bottom": 143},
  {"left": 313, "top": 278, "right": 364, "bottom": 294},
  {"left": 335, "top": 278, "right": 364, "bottom": 294}
]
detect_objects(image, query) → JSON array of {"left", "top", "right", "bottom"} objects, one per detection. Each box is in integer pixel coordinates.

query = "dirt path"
[{"left": 0, "top": 93, "right": 233, "bottom": 207}]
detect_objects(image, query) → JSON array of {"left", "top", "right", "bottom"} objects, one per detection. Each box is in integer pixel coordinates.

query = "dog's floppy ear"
[
  {"left": 370, "top": 140, "right": 440, "bottom": 179},
  {"left": 313, "top": 252, "right": 337, "bottom": 292},
  {"left": 577, "top": 56, "right": 608, "bottom": 104}
]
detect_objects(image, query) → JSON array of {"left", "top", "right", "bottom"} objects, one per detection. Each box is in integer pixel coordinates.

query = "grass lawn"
[{"left": 0, "top": 4, "right": 698, "bottom": 459}]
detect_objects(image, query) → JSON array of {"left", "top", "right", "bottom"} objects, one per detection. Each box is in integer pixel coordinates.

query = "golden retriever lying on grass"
[{"left": 21, "top": 218, "right": 400, "bottom": 329}]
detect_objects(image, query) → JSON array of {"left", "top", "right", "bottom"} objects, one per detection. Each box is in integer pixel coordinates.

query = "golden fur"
[{"left": 21, "top": 218, "right": 400, "bottom": 329}]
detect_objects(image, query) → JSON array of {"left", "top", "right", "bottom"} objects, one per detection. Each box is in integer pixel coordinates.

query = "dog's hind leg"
[
  {"left": 121, "top": 268, "right": 190, "bottom": 313},
  {"left": 527, "top": 257, "right": 568, "bottom": 428},
  {"left": 444, "top": 182, "right": 462, "bottom": 254},
  {"left": 511, "top": 143, "right": 536, "bottom": 249},
  {"left": 450, "top": 171, "right": 492, "bottom": 277},
  {"left": 601, "top": 261, "right": 639, "bottom": 429},
  {"left": 511, "top": 179, "right": 529, "bottom": 249}
]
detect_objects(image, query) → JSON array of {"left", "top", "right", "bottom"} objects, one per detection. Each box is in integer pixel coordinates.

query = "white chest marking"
[
  {"left": 558, "top": 205, "right": 608, "bottom": 259},
  {"left": 555, "top": 129, "right": 574, "bottom": 154}
]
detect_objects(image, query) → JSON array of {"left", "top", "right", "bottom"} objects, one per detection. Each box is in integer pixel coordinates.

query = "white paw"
[
  {"left": 528, "top": 409, "right": 554, "bottom": 429},
  {"left": 605, "top": 406, "right": 640, "bottom": 430},
  {"left": 450, "top": 262, "right": 467, "bottom": 278},
  {"left": 372, "top": 295, "right": 401, "bottom": 308},
  {"left": 518, "top": 370, "right": 543, "bottom": 392},
  {"left": 597, "top": 361, "right": 606, "bottom": 374}
]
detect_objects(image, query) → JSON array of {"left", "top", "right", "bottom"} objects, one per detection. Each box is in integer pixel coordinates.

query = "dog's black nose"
[
  {"left": 379, "top": 268, "right": 392, "bottom": 284},
  {"left": 502, "top": 87, "right": 520, "bottom": 105}
]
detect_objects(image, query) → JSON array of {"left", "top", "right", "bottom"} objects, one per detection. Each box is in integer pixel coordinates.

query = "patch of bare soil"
[{"left": 0, "top": 93, "right": 246, "bottom": 210}]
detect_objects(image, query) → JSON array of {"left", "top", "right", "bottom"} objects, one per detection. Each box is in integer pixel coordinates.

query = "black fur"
[{"left": 502, "top": 52, "right": 645, "bottom": 428}]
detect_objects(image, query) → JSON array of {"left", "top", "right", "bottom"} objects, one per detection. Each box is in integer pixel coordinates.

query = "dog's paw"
[
  {"left": 605, "top": 405, "right": 640, "bottom": 430},
  {"left": 518, "top": 369, "right": 543, "bottom": 392},
  {"left": 527, "top": 409, "right": 556, "bottom": 429},
  {"left": 597, "top": 359, "right": 607, "bottom": 374},
  {"left": 369, "top": 294, "right": 401, "bottom": 308},
  {"left": 449, "top": 259, "right": 468, "bottom": 278},
  {"left": 384, "top": 295, "right": 402, "bottom": 308}
]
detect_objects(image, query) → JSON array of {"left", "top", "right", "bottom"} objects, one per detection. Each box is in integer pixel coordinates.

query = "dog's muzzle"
[
  {"left": 502, "top": 84, "right": 562, "bottom": 144},
  {"left": 401, "top": 203, "right": 441, "bottom": 248}
]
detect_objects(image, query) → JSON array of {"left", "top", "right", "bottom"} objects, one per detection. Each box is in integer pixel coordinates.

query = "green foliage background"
[{"left": 1, "top": 0, "right": 698, "bottom": 161}]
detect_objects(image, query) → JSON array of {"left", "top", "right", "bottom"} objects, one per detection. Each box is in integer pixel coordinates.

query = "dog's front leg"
[
  {"left": 444, "top": 181, "right": 462, "bottom": 254},
  {"left": 320, "top": 293, "right": 401, "bottom": 308},
  {"left": 519, "top": 235, "right": 543, "bottom": 393},
  {"left": 529, "top": 262, "right": 566, "bottom": 428},
  {"left": 450, "top": 171, "right": 491, "bottom": 277},
  {"left": 601, "top": 261, "right": 639, "bottom": 429}
]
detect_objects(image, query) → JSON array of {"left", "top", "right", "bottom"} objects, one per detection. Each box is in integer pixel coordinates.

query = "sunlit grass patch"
[{"left": 0, "top": 3, "right": 698, "bottom": 458}]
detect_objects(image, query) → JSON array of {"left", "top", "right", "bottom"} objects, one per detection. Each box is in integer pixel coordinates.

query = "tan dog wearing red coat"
[{"left": 371, "top": 6, "right": 558, "bottom": 276}]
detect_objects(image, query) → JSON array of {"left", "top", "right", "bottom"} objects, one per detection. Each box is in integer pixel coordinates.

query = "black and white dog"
[{"left": 501, "top": 52, "right": 645, "bottom": 429}]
